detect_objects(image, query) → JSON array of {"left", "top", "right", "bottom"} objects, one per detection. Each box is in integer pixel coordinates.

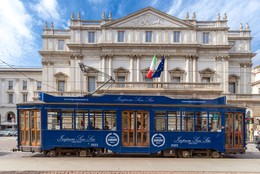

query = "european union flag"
[{"left": 152, "top": 56, "right": 165, "bottom": 78}]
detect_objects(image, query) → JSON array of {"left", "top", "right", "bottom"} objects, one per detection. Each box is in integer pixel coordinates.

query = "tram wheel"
[
  {"left": 211, "top": 151, "right": 220, "bottom": 158},
  {"left": 46, "top": 150, "right": 57, "bottom": 157},
  {"left": 178, "top": 150, "right": 190, "bottom": 158}
]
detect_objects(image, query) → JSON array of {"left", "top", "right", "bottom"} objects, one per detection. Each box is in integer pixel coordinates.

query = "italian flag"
[{"left": 146, "top": 55, "right": 157, "bottom": 78}]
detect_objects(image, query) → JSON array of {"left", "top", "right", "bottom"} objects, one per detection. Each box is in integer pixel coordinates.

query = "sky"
[{"left": 0, "top": 0, "right": 259, "bottom": 68}]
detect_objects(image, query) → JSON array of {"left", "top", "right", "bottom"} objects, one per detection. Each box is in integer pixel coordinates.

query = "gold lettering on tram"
[{"left": 122, "top": 111, "right": 149, "bottom": 147}]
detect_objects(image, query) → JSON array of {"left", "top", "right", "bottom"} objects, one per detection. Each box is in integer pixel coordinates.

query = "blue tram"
[{"left": 17, "top": 92, "right": 246, "bottom": 158}]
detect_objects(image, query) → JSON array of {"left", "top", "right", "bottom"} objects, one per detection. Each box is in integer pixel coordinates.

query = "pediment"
[
  {"left": 105, "top": 7, "right": 194, "bottom": 28},
  {"left": 54, "top": 72, "right": 68, "bottom": 78},
  {"left": 141, "top": 67, "right": 150, "bottom": 73},
  {"left": 85, "top": 67, "right": 99, "bottom": 73},
  {"left": 169, "top": 67, "right": 185, "bottom": 74},
  {"left": 199, "top": 68, "right": 215, "bottom": 74},
  {"left": 113, "top": 67, "right": 129, "bottom": 73}
]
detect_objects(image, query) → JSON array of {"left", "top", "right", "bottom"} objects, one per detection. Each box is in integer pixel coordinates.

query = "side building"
[{"left": 0, "top": 68, "right": 42, "bottom": 129}]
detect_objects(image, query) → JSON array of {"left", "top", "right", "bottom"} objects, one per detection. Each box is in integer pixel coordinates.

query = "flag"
[
  {"left": 152, "top": 56, "right": 165, "bottom": 78},
  {"left": 146, "top": 55, "right": 157, "bottom": 78}
]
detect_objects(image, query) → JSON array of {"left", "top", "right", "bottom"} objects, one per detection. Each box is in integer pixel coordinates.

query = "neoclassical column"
[
  {"left": 70, "top": 54, "right": 76, "bottom": 92},
  {"left": 240, "top": 62, "right": 252, "bottom": 94},
  {"left": 42, "top": 60, "right": 54, "bottom": 92},
  {"left": 100, "top": 54, "right": 106, "bottom": 81},
  {"left": 129, "top": 55, "right": 134, "bottom": 82},
  {"left": 192, "top": 55, "right": 198, "bottom": 83},
  {"left": 75, "top": 54, "right": 83, "bottom": 92},
  {"left": 164, "top": 55, "right": 169, "bottom": 82},
  {"left": 223, "top": 56, "right": 229, "bottom": 93},
  {"left": 185, "top": 56, "right": 189, "bottom": 82},
  {"left": 137, "top": 56, "right": 140, "bottom": 82},
  {"left": 108, "top": 55, "right": 113, "bottom": 76},
  {"left": 215, "top": 56, "right": 223, "bottom": 90}
]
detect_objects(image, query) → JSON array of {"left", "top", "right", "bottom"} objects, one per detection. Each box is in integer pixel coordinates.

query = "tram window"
[
  {"left": 62, "top": 111, "right": 74, "bottom": 130},
  {"left": 182, "top": 112, "right": 194, "bottom": 132},
  {"left": 196, "top": 112, "right": 208, "bottom": 132},
  {"left": 168, "top": 111, "right": 181, "bottom": 131},
  {"left": 75, "top": 110, "right": 88, "bottom": 130},
  {"left": 89, "top": 110, "right": 102, "bottom": 130},
  {"left": 19, "top": 110, "right": 25, "bottom": 129},
  {"left": 209, "top": 112, "right": 221, "bottom": 132},
  {"left": 104, "top": 111, "right": 116, "bottom": 130},
  {"left": 36, "top": 111, "right": 41, "bottom": 129},
  {"left": 155, "top": 111, "right": 166, "bottom": 131},
  {"left": 47, "top": 110, "right": 60, "bottom": 130}
]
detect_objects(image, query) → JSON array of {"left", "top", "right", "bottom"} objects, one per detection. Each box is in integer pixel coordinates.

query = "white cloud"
[
  {"left": 0, "top": 0, "right": 36, "bottom": 66},
  {"left": 34, "top": 0, "right": 60, "bottom": 21},
  {"left": 253, "top": 50, "right": 260, "bottom": 67}
]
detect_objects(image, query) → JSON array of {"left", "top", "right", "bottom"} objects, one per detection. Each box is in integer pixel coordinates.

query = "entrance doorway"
[
  {"left": 225, "top": 112, "right": 244, "bottom": 150},
  {"left": 122, "top": 111, "right": 149, "bottom": 146}
]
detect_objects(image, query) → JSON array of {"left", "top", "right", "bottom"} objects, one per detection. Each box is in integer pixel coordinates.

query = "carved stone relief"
[{"left": 116, "top": 13, "right": 183, "bottom": 28}]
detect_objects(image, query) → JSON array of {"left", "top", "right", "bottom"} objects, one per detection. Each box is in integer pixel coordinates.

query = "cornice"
[{"left": 38, "top": 51, "right": 71, "bottom": 56}]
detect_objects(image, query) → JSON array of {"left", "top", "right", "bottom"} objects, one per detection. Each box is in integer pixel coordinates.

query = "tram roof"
[{"left": 32, "top": 92, "right": 227, "bottom": 105}]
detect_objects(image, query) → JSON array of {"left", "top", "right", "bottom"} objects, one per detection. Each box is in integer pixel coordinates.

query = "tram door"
[
  {"left": 225, "top": 112, "right": 244, "bottom": 149},
  {"left": 19, "top": 110, "right": 41, "bottom": 147},
  {"left": 122, "top": 111, "right": 149, "bottom": 146}
]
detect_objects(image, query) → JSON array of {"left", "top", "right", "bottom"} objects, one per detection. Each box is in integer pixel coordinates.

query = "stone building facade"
[
  {"left": 0, "top": 68, "right": 42, "bottom": 129},
  {"left": 1, "top": 7, "right": 258, "bottom": 129}
]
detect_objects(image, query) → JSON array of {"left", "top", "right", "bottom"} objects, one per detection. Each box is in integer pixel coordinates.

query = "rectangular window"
[
  {"left": 172, "top": 77, "right": 181, "bottom": 83},
  {"left": 104, "top": 111, "right": 117, "bottom": 130},
  {"left": 58, "top": 81, "right": 65, "bottom": 92},
  {"left": 203, "top": 32, "right": 209, "bottom": 44},
  {"left": 117, "top": 76, "right": 125, "bottom": 88},
  {"left": 155, "top": 111, "right": 166, "bottom": 131},
  {"left": 88, "top": 76, "right": 96, "bottom": 93},
  {"left": 182, "top": 112, "right": 194, "bottom": 132},
  {"left": 89, "top": 110, "right": 102, "bottom": 130},
  {"left": 8, "top": 81, "right": 13, "bottom": 90},
  {"left": 47, "top": 110, "right": 60, "bottom": 130},
  {"left": 168, "top": 111, "right": 181, "bottom": 131},
  {"left": 118, "top": 31, "right": 124, "bottom": 42},
  {"left": 196, "top": 112, "right": 208, "bottom": 132},
  {"left": 173, "top": 31, "right": 180, "bottom": 43},
  {"left": 62, "top": 111, "right": 74, "bottom": 130},
  {"left": 209, "top": 112, "right": 221, "bottom": 132},
  {"left": 23, "top": 94, "right": 28, "bottom": 102},
  {"left": 229, "top": 82, "right": 236, "bottom": 94},
  {"left": 37, "top": 81, "right": 42, "bottom": 90},
  {"left": 88, "top": 32, "right": 95, "bottom": 43},
  {"left": 8, "top": 93, "right": 13, "bottom": 103},
  {"left": 76, "top": 110, "right": 88, "bottom": 130},
  {"left": 145, "top": 31, "right": 152, "bottom": 42},
  {"left": 202, "top": 77, "right": 210, "bottom": 83},
  {"left": 23, "top": 80, "right": 27, "bottom": 90},
  {"left": 58, "top": 40, "right": 65, "bottom": 50}
]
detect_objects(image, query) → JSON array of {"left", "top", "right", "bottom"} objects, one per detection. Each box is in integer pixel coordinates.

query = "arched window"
[
  {"left": 229, "top": 74, "right": 240, "bottom": 94},
  {"left": 7, "top": 111, "right": 15, "bottom": 123}
]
